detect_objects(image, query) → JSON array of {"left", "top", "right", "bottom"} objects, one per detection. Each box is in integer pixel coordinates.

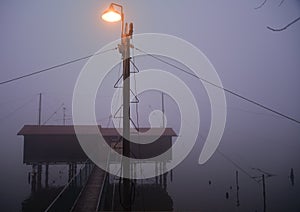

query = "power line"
[
  {"left": 43, "top": 103, "right": 65, "bottom": 125},
  {"left": 134, "top": 47, "right": 300, "bottom": 125},
  {"left": 0, "top": 95, "right": 36, "bottom": 122},
  {"left": 0, "top": 94, "right": 38, "bottom": 107},
  {"left": 217, "top": 149, "right": 259, "bottom": 183},
  {"left": 131, "top": 51, "right": 140, "bottom": 130},
  {"left": 198, "top": 131, "right": 258, "bottom": 183},
  {"left": 0, "top": 48, "right": 117, "bottom": 86}
]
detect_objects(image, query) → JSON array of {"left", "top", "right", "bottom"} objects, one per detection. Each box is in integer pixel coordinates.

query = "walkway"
[{"left": 72, "top": 167, "right": 106, "bottom": 212}]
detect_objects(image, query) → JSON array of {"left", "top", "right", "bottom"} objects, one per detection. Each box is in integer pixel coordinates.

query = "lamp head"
[{"left": 102, "top": 4, "right": 122, "bottom": 22}]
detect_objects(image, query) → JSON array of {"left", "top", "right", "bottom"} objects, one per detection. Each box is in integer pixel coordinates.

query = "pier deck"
[{"left": 72, "top": 167, "right": 105, "bottom": 212}]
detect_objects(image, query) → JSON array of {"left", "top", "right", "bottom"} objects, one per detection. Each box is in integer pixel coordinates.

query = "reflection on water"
[
  {"left": 12, "top": 159, "right": 300, "bottom": 212},
  {"left": 1, "top": 132, "right": 297, "bottom": 212},
  {"left": 22, "top": 187, "right": 63, "bottom": 212},
  {"left": 101, "top": 178, "right": 173, "bottom": 211},
  {"left": 16, "top": 152, "right": 300, "bottom": 212},
  {"left": 21, "top": 167, "right": 173, "bottom": 211},
  {"left": 19, "top": 164, "right": 79, "bottom": 212}
]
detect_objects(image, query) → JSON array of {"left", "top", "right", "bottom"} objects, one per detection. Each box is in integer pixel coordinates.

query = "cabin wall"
[
  {"left": 23, "top": 135, "right": 173, "bottom": 164},
  {"left": 130, "top": 136, "right": 172, "bottom": 160},
  {"left": 108, "top": 136, "right": 172, "bottom": 161},
  {"left": 23, "top": 135, "right": 88, "bottom": 164}
]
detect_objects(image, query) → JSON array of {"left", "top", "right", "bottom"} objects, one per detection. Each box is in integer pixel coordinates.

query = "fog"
[{"left": 0, "top": 0, "right": 300, "bottom": 211}]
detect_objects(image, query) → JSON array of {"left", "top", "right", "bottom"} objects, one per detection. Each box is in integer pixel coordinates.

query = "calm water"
[{"left": 0, "top": 132, "right": 299, "bottom": 211}]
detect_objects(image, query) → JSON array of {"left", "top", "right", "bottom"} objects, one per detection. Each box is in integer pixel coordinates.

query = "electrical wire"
[
  {"left": 197, "top": 132, "right": 259, "bottom": 184},
  {"left": 217, "top": 149, "right": 259, "bottom": 183},
  {"left": 42, "top": 103, "right": 65, "bottom": 125},
  {"left": 0, "top": 95, "right": 36, "bottom": 122},
  {"left": 131, "top": 50, "right": 140, "bottom": 129},
  {"left": 0, "top": 48, "right": 117, "bottom": 86},
  {"left": 131, "top": 54, "right": 263, "bottom": 186},
  {"left": 112, "top": 62, "right": 123, "bottom": 126},
  {"left": 131, "top": 47, "right": 146, "bottom": 211},
  {"left": 0, "top": 94, "right": 37, "bottom": 107},
  {"left": 134, "top": 47, "right": 300, "bottom": 125},
  {"left": 112, "top": 61, "right": 129, "bottom": 209}
]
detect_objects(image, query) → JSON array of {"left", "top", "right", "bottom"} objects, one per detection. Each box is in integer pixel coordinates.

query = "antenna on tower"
[
  {"left": 38, "top": 93, "right": 42, "bottom": 125},
  {"left": 161, "top": 92, "right": 165, "bottom": 127},
  {"left": 63, "top": 105, "right": 66, "bottom": 125}
]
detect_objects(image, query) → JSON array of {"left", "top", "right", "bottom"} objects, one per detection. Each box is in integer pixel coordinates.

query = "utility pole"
[
  {"left": 101, "top": 4, "right": 133, "bottom": 210},
  {"left": 121, "top": 22, "right": 133, "bottom": 210}
]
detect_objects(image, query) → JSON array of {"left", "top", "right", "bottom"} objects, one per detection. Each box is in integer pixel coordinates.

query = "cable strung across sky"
[
  {"left": 0, "top": 46, "right": 299, "bottom": 125},
  {"left": 0, "top": 48, "right": 117, "bottom": 86},
  {"left": 134, "top": 47, "right": 300, "bottom": 125}
]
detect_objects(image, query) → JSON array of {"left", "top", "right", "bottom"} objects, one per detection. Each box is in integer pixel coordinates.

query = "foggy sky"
[{"left": 0, "top": 0, "right": 300, "bottom": 211}]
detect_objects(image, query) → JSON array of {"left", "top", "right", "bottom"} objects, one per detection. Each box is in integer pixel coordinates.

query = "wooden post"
[
  {"left": 85, "top": 163, "right": 88, "bottom": 181},
  {"left": 133, "top": 163, "right": 136, "bottom": 182},
  {"left": 290, "top": 168, "right": 295, "bottom": 186},
  {"left": 63, "top": 106, "right": 66, "bottom": 125},
  {"left": 38, "top": 93, "right": 42, "bottom": 125},
  {"left": 31, "top": 164, "right": 37, "bottom": 192},
  {"left": 236, "top": 171, "right": 240, "bottom": 207},
  {"left": 68, "top": 163, "right": 72, "bottom": 182},
  {"left": 37, "top": 164, "right": 42, "bottom": 190},
  {"left": 161, "top": 92, "right": 165, "bottom": 127},
  {"left": 163, "top": 162, "right": 167, "bottom": 190},
  {"left": 262, "top": 174, "right": 266, "bottom": 212},
  {"left": 74, "top": 163, "right": 77, "bottom": 175},
  {"left": 155, "top": 162, "right": 158, "bottom": 184},
  {"left": 159, "top": 162, "right": 163, "bottom": 186},
  {"left": 45, "top": 164, "right": 49, "bottom": 188},
  {"left": 79, "top": 169, "right": 82, "bottom": 186},
  {"left": 73, "top": 163, "right": 77, "bottom": 185}
]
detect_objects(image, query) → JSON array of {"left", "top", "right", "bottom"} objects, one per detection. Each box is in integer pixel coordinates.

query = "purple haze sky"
[{"left": 0, "top": 0, "right": 300, "bottom": 211}]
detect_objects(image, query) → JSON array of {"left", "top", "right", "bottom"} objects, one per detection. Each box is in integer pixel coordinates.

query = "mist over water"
[{"left": 1, "top": 0, "right": 300, "bottom": 211}]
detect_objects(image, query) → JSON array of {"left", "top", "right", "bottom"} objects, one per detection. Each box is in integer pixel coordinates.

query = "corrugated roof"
[{"left": 17, "top": 125, "right": 177, "bottom": 136}]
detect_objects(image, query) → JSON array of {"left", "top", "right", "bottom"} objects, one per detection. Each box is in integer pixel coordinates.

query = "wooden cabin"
[{"left": 18, "top": 125, "right": 176, "bottom": 164}]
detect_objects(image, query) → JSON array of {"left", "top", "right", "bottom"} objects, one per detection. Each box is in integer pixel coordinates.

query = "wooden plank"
[{"left": 72, "top": 167, "right": 105, "bottom": 212}]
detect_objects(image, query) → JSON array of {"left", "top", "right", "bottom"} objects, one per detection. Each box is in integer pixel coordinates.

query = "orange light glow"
[{"left": 102, "top": 8, "right": 121, "bottom": 22}]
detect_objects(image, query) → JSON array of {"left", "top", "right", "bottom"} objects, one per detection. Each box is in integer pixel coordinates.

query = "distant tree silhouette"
[
  {"left": 255, "top": 0, "right": 300, "bottom": 31},
  {"left": 254, "top": 0, "right": 267, "bottom": 9}
]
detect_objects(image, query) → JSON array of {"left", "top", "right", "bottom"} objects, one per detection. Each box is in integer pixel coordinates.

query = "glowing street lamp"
[
  {"left": 101, "top": 4, "right": 122, "bottom": 22},
  {"left": 101, "top": 3, "right": 126, "bottom": 37},
  {"left": 102, "top": 3, "right": 133, "bottom": 210}
]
